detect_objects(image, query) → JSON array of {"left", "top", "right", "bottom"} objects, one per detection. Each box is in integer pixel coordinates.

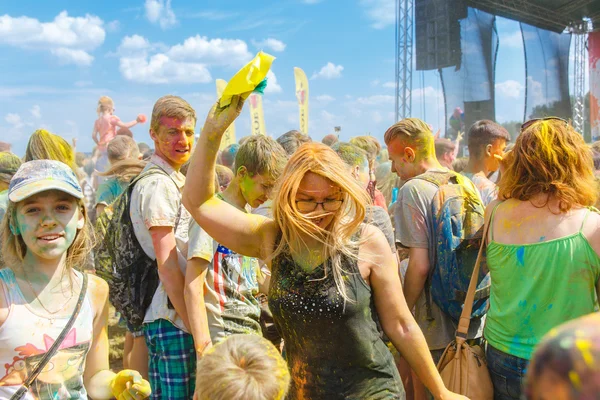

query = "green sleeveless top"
[
  {"left": 484, "top": 205, "right": 600, "bottom": 360},
  {"left": 268, "top": 232, "right": 404, "bottom": 399}
]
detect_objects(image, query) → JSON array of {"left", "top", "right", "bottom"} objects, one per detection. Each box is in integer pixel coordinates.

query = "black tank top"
[{"left": 269, "top": 233, "right": 405, "bottom": 399}]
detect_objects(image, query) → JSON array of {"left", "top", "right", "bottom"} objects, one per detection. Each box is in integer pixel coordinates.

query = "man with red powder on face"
[{"left": 129, "top": 95, "right": 197, "bottom": 399}]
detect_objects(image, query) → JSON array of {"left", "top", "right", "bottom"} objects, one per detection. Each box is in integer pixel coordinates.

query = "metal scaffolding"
[
  {"left": 395, "top": 0, "right": 413, "bottom": 122},
  {"left": 570, "top": 20, "right": 590, "bottom": 135}
]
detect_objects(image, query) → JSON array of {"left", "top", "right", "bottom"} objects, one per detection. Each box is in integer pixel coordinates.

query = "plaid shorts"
[{"left": 144, "top": 319, "right": 196, "bottom": 399}]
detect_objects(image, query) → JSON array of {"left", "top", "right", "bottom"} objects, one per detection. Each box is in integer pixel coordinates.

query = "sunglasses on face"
[
  {"left": 295, "top": 200, "right": 344, "bottom": 213},
  {"left": 520, "top": 117, "right": 568, "bottom": 132}
]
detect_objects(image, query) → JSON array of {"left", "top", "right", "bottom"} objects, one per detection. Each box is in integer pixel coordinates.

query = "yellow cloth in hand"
[
  {"left": 219, "top": 51, "right": 275, "bottom": 108},
  {"left": 110, "top": 369, "right": 152, "bottom": 400}
]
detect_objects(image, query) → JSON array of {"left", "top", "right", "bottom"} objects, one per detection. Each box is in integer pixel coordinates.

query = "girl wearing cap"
[{"left": 0, "top": 160, "right": 151, "bottom": 400}]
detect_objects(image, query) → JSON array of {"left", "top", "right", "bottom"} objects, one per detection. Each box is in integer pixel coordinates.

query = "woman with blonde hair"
[
  {"left": 483, "top": 118, "right": 600, "bottom": 399},
  {"left": 92, "top": 96, "right": 145, "bottom": 184},
  {"left": 183, "top": 98, "right": 467, "bottom": 400},
  {"left": 25, "top": 129, "right": 77, "bottom": 170}
]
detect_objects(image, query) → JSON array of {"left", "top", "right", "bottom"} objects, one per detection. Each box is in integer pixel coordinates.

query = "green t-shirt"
[{"left": 485, "top": 207, "right": 600, "bottom": 360}]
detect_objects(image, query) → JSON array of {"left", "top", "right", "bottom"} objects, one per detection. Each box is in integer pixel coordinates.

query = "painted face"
[
  {"left": 487, "top": 138, "right": 507, "bottom": 173},
  {"left": 295, "top": 171, "right": 343, "bottom": 231},
  {"left": 239, "top": 171, "right": 275, "bottom": 208},
  {"left": 151, "top": 116, "right": 195, "bottom": 170},
  {"left": 388, "top": 138, "right": 417, "bottom": 180},
  {"left": 15, "top": 190, "right": 84, "bottom": 263}
]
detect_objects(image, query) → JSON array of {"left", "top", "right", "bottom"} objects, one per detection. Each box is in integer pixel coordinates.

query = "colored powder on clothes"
[{"left": 516, "top": 246, "right": 525, "bottom": 267}]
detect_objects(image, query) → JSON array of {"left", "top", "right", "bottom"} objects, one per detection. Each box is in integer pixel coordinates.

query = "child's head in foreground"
[
  {"left": 526, "top": 313, "right": 600, "bottom": 400},
  {"left": 194, "top": 334, "right": 290, "bottom": 400}
]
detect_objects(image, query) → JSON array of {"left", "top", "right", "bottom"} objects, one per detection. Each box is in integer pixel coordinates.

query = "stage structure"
[
  {"left": 396, "top": 0, "right": 600, "bottom": 138},
  {"left": 395, "top": 0, "right": 414, "bottom": 122}
]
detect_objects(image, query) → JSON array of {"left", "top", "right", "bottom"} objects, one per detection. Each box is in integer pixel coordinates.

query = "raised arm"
[
  {"left": 113, "top": 116, "right": 142, "bottom": 129},
  {"left": 364, "top": 226, "right": 466, "bottom": 400},
  {"left": 182, "top": 96, "right": 277, "bottom": 260}
]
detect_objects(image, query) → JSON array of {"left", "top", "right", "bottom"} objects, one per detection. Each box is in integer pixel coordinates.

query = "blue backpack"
[{"left": 411, "top": 171, "right": 490, "bottom": 323}]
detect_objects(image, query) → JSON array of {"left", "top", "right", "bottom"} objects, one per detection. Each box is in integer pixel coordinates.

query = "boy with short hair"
[
  {"left": 194, "top": 334, "right": 291, "bottom": 400},
  {"left": 129, "top": 95, "right": 197, "bottom": 399},
  {"left": 461, "top": 120, "right": 510, "bottom": 205},
  {"left": 184, "top": 135, "right": 287, "bottom": 356},
  {"left": 434, "top": 138, "right": 457, "bottom": 169}
]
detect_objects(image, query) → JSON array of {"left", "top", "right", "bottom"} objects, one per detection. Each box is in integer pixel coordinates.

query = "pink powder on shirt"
[{"left": 95, "top": 114, "right": 121, "bottom": 150}]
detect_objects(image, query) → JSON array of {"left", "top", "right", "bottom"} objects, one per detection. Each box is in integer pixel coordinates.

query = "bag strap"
[
  {"left": 10, "top": 273, "right": 89, "bottom": 400},
  {"left": 455, "top": 209, "right": 492, "bottom": 340},
  {"left": 129, "top": 166, "right": 183, "bottom": 229}
]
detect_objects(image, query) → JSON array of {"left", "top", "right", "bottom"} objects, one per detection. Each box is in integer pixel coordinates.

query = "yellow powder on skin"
[
  {"left": 575, "top": 338, "right": 595, "bottom": 368},
  {"left": 569, "top": 370, "right": 582, "bottom": 390}
]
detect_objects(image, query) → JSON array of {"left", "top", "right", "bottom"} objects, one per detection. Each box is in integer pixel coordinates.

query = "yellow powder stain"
[
  {"left": 575, "top": 338, "right": 595, "bottom": 368},
  {"left": 569, "top": 370, "right": 582, "bottom": 390}
]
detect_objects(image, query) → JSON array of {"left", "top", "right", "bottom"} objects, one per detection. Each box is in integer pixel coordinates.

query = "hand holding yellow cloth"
[
  {"left": 110, "top": 369, "right": 152, "bottom": 400},
  {"left": 219, "top": 51, "right": 275, "bottom": 108}
]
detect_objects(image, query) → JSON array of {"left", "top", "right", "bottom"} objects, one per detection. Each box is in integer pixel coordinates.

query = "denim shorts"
[{"left": 486, "top": 344, "right": 529, "bottom": 400}]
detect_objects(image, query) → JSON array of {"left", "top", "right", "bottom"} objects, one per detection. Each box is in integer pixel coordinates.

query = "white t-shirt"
[{"left": 130, "top": 155, "right": 191, "bottom": 332}]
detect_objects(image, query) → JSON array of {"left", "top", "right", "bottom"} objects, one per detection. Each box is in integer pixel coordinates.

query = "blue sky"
[{"left": 0, "top": 0, "right": 587, "bottom": 155}]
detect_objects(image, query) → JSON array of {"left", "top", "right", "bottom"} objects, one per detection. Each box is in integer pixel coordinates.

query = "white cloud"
[
  {"left": 167, "top": 35, "right": 252, "bottom": 66},
  {"left": 316, "top": 94, "right": 335, "bottom": 104},
  {"left": 411, "top": 86, "right": 443, "bottom": 100},
  {"left": 495, "top": 80, "right": 524, "bottom": 99},
  {"left": 5, "top": 113, "right": 24, "bottom": 129},
  {"left": 118, "top": 34, "right": 255, "bottom": 84},
  {"left": 265, "top": 70, "right": 282, "bottom": 93},
  {"left": 0, "top": 11, "right": 105, "bottom": 66},
  {"left": 30, "top": 105, "right": 41, "bottom": 119},
  {"left": 502, "top": 30, "right": 523, "bottom": 49},
  {"left": 361, "top": 0, "right": 395, "bottom": 29},
  {"left": 50, "top": 48, "right": 94, "bottom": 66},
  {"left": 119, "top": 34, "right": 151, "bottom": 53},
  {"left": 383, "top": 81, "right": 396, "bottom": 88},
  {"left": 526, "top": 76, "right": 544, "bottom": 107},
  {"left": 120, "top": 53, "right": 211, "bottom": 84},
  {"left": 251, "top": 38, "right": 286, "bottom": 52},
  {"left": 312, "top": 62, "right": 344, "bottom": 79},
  {"left": 145, "top": 0, "right": 177, "bottom": 29}
]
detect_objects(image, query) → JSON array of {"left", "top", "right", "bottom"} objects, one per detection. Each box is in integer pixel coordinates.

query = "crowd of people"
[{"left": 0, "top": 93, "right": 599, "bottom": 400}]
